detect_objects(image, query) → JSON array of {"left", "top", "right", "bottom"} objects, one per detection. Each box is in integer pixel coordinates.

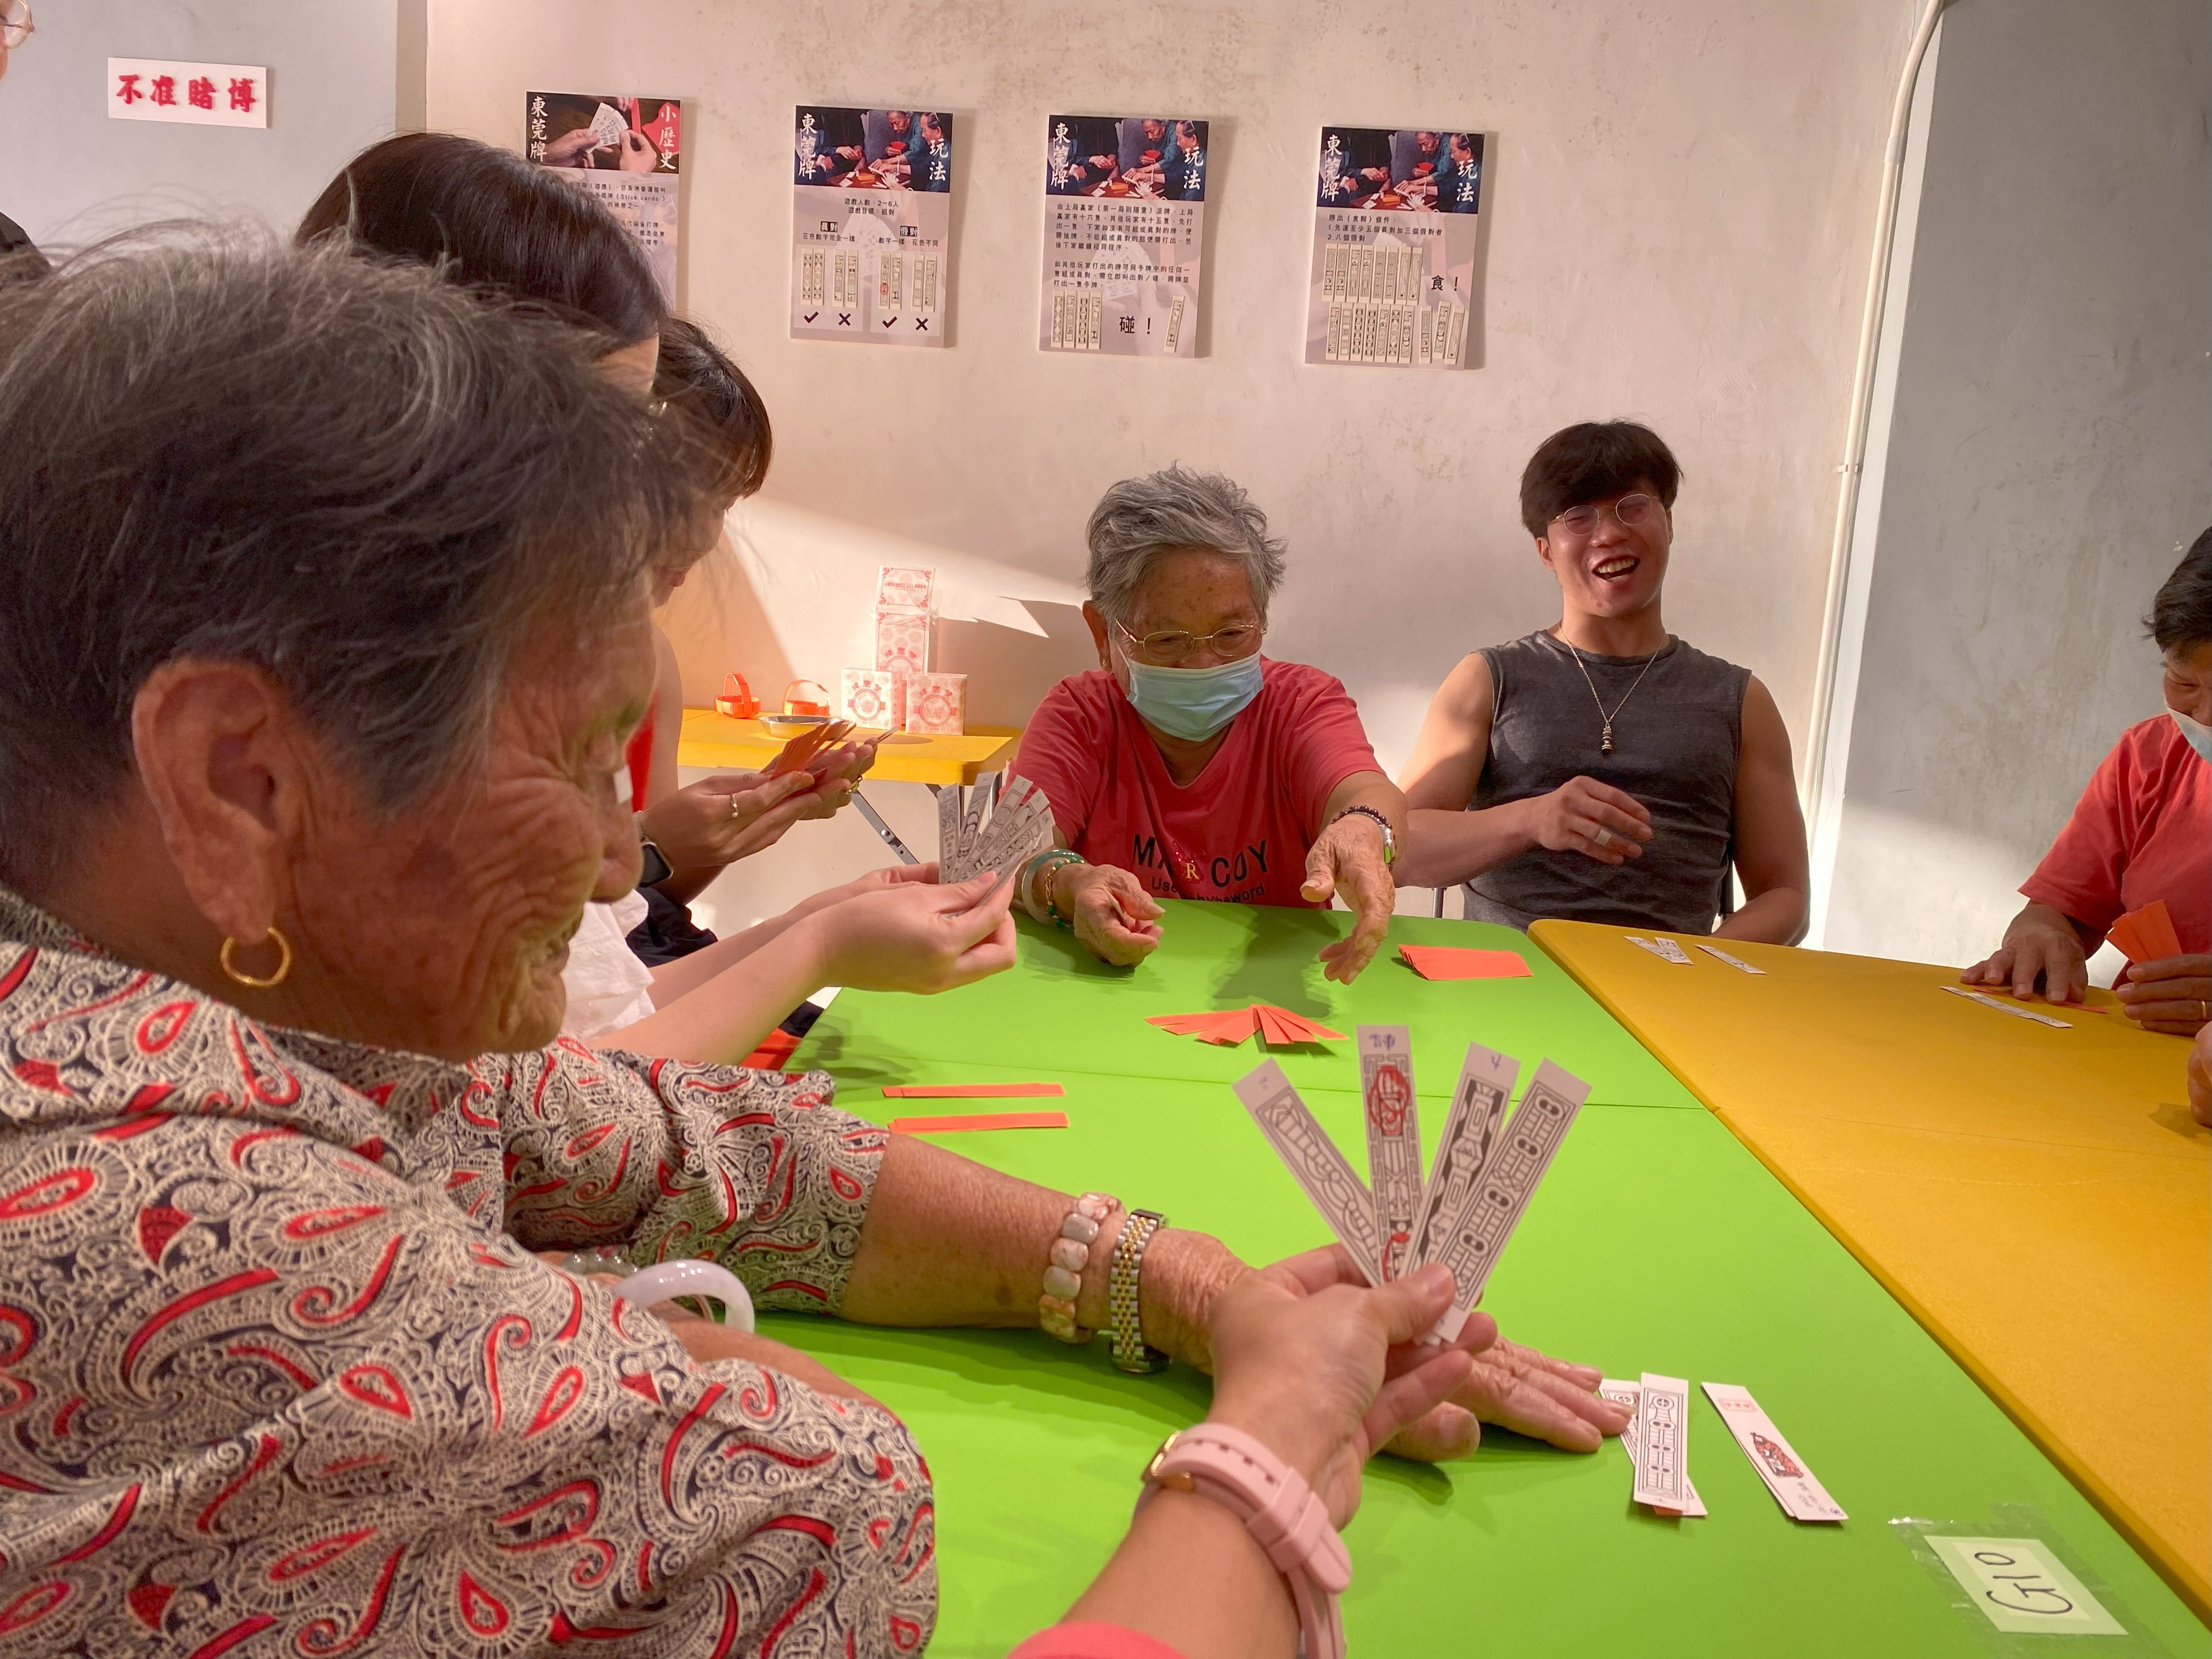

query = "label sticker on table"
[
  {"left": 1042, "top": 114, "right": 1209, "bottom": 358},
  {"left": 1701, "top": 1383, "right": 1844, "bottom": 1522},
  {"left": 1626, "top": 935, "right": 1694, "bottom": 965},
  {"left": 790, "top": 104, "right": 953, "bottom": 348},
  {"left": 1306, "top": 125, "right": 1482, "bottom": 370},
  {"left": 1926, "top": 1537, "right": 2125, "bottom": 1635},
  {"left": 1695, "top": 943, "right": 1764, "bottom": 974}
]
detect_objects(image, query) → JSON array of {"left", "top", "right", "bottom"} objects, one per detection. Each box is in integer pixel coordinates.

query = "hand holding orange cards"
[{"left": 2107, "top": 899, "right": 2182, "bottom": 966}]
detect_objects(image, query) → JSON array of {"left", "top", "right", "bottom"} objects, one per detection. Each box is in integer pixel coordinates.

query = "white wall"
[
  {"left": 0, "top": 0, "right": 400, "bottom": 246},
  {"left": 425, "top": 0, "right": 1918, "bottom": 926},
  {"left": 1816, "top": 0, "right": 2212, "bottom": 973}
]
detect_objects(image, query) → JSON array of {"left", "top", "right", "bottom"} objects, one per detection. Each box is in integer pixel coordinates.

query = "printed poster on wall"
[
  {"left": 791, "top": 105, "right": 953, "bottom": 348},
  {"left": 1306, "top": 125, "right": 1482, "bottom": 369},
  {"left": 526, "top": 92, "right": 682, "bottom": 304},
  {"left": 1040, "top": 114, "right": 1208, "bottom": 358}
]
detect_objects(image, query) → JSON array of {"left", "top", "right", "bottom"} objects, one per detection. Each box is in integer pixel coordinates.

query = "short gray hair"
[
  {"left": 1084, "top": 465, "right": 1286, "bottom": 624},
  {"left": 0, "top": 229, "right": 699, "bottom": 889}
]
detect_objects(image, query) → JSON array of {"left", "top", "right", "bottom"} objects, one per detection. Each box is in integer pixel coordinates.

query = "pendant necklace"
[{"left": 1565, "top": 640, "right": 1662, "bottom": 754}]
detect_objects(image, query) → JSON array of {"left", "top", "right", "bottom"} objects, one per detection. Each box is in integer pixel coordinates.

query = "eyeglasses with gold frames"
[{"left": 1111, "top": 614, "right": 1266, "bottom": 665}]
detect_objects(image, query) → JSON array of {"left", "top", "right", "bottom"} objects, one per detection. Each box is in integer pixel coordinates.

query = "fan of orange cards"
[
  {"left": 1147, "top": 1005, "right": 1344, "bottom": 1048},
  {"left": 2107, "top": 899, "right": 2182, "bottom": 965},
  {"left": 765, "top": 721, "right": 887, "bottom": 785}
]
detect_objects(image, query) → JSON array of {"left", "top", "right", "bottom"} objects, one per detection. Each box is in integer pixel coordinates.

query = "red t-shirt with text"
[
  {"left": 2020, "top": 714, "right": 2208, "bottom": 953},
  {"left": 1011, "top": 660, "right": 1381, "bottom": 907}
]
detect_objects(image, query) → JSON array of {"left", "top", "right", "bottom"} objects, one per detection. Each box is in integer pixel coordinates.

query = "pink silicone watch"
[{"left": 1138, "top": 1423, "right": 1350, "bottom": 1659}]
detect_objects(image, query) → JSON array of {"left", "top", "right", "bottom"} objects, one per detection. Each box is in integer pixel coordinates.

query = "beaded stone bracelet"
[{"left": 1039, "top": 1190, "right": 1118, "bottom": 1344}]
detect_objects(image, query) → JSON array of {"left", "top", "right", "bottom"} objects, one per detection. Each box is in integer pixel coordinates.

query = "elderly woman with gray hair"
[
  {"left": 1011, "top": 467, "right": 1408, "bottom": 981},
  {"left": 0, "top": 242, "right": 1623, "bottom": 1656}
]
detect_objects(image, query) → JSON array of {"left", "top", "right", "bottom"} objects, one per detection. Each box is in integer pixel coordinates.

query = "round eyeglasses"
[
  {"left": 1113, "top": 615, "right": 1265, "bottom": 665},
  {"left": 1550, "top": 493, "right": 1661, "bottom": 539},
  {"left": 1, "top": 0, "right": 31, "bottom": 50}
]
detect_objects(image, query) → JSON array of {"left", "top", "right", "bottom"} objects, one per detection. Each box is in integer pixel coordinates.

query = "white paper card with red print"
[
  {"left": 1237, "top": 1041, "right": 1586, "bottom": 1328},
  {"left": 1702, "top": 1383, "right": 1847, "bottom": 1522},
  {"left": 1357, "top": 1025, "right": 1421, "bottom": 1281}
]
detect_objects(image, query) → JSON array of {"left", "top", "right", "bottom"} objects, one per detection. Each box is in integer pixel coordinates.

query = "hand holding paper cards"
[
  {"left": 1236, "top": 1034, "right": 1588, "bottom": 1336},
  {"left": 937, "top": 774, "right": 1057, "bottom": 886}
]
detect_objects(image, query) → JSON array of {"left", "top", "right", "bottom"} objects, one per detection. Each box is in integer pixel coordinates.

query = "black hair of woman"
[{"left": 296, "top": 131, "right": 663, "bottom": 348}]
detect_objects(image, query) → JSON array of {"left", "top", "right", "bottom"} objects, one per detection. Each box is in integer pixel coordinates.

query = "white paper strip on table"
[{"left": 1701, "top": 1383, "right": 1846, "bottom": 1522}]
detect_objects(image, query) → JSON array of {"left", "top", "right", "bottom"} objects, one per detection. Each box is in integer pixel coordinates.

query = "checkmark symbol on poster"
[{"left": 803, "top": 311, "right": 820, "bottom": 323}]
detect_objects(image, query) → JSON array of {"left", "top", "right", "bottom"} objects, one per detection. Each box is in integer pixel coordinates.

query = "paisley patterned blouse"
[{"left": 0, "top": 890, "right": 935, "bottom": 1656}]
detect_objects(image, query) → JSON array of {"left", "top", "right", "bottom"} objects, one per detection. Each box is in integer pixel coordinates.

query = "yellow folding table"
[{"left": 1531, "top": 919, "right": 2209, "bottom": 1617}]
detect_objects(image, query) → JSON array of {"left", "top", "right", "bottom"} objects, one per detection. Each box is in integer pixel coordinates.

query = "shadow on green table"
[{"left": 1021, "top": 902, "right": 1345, "bottom": 1021}]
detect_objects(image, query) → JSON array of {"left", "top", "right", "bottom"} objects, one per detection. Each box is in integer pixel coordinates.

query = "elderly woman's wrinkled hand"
[
  {"left": 807, "top": 870, "right": 1019, "bottom": 995},
  {"left": 1064, "top": 862, "right": 1165, "bottom": 966},
  {"left": 2114, "top": 952, "right": 2212, "bottom": 1035},
  {"left": 1302, "top": 816, "right": 1396, "bottom": 983}
]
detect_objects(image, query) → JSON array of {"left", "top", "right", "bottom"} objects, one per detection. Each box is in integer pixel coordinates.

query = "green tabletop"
[
  {"left": 766, "top": 1084, "right": 2197, "bottom": 1656},
  {"left": 781, "top": 913, "right": 2202, "bottom": 1655},
  {"left": 801, "top": 904, "right": 1702, "bottom": 1109}
]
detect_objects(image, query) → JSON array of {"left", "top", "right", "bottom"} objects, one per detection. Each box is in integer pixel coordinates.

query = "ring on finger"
[{"left": 1592, "top": 827, "right": 1612, "bottom": 849}]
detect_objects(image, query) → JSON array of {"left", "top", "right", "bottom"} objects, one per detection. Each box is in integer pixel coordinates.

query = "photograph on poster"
[
  {"left": 789, "top": 104, "right": 954, "bottom": 348},
  {"left": 1307, "top": 122, "right": 1483, "bottom": 369},
  {"left": 1316, "top": 126, "right": 1481, "bottom": 212},
  {"left": 1045, "top": 115, "right": 1207, "bottom": 200},
  {"left": 526, "top": 91, "right": 681, "bottom": 302},
  {"left": 1040, "top": 114, "right": 1209, "bottom": 358},
  {"left": 794, "top": 106, "right": 954, "bottom": 192}
]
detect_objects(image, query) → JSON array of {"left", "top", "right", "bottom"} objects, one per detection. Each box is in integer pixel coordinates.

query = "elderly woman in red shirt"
[
  {"left": 1010, "top": 468, "right": 1404, "bottom": 983},
  {"left": 1965, "top": 531, "right": 2211, "bottom": 1035}
]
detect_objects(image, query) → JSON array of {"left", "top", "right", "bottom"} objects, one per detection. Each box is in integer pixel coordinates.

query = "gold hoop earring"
[{"left": 219, "top": 927, "right": 293, "bottom": 990}]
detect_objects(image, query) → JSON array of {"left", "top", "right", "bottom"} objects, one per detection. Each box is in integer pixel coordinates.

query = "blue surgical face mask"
[
  {"left": 2171, "top": 707, "right": 2212, "bottom": 764},
  {"left": 1120, "top": 650, "right": 1264, "bottom": 741}
]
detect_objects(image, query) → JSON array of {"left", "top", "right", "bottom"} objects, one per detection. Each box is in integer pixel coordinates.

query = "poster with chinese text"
[
  {"left": 1306, "top": 125, "right": 1481, "bottom": 369},
  {"left": 1041, "top": 115, "right": 1207, "bottom": 358},
  {"left": 526, "top": 92, "right": 682, "bottom": 304},
  {"left": 791, "top": 105, "right": 953, "bottom": 348}
]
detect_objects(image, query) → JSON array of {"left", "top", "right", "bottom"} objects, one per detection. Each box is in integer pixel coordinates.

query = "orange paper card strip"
[
  {"left": 889, "top": 1111, "right": 1069, "bottom": 1133},
  {"left": 2113, "top": 899, "right": 2181, "bottom": 963},
  {"left": 1397, "top": 945, "right": 1532, "bottom": 980},
  {"left": 1255, "top": 1004, "right": 1344, "bottom": 1043},
  {"left": 880, "top": 1084, "right": 1066, "bottom": 1098},
  {"left": 1199, "top": 1009, "right": 1261, "bottom": 1045}
]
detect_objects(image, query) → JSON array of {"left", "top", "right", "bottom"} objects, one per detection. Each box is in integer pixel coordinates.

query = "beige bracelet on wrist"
[{"left": 1040, "top": 1190, "right": 1118, "bottom": 1344}]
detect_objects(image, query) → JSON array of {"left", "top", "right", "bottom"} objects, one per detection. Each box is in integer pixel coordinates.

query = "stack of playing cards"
[
  {"left": 1233, "top": 1029, "right": 1589, "bottom": 1339},
  {"left": 938, "top": 774, "right": 1056, "bottom": 885},
  {"left": 1596, "top": 1377, "right": 1845, "bottom": 1522}
]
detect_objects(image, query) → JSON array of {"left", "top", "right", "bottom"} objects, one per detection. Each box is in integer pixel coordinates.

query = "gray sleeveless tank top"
[{"left": 1463, "top": 631, "right": 1748, "bottom": 934}]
